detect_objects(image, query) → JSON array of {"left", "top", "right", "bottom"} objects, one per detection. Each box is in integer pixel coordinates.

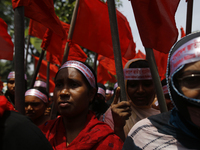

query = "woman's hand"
[{"left": 111, "top": 87, "right": 131, "bottom": 141}]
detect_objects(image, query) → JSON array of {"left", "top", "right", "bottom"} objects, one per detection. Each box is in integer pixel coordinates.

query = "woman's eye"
[
  {"left": 71, "top": 82, "right": 79, "bottom": 88},
  {"left": 55, "top": 82, "right": 63, "bottom": 88}
]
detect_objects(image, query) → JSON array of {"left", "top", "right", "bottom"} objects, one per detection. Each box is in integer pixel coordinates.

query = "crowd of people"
[{"left": 0, "top": 32, "right": 200, "bottom": 149}]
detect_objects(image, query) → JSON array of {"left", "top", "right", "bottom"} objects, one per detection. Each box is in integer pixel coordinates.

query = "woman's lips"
[{"left": 58, "top": 101, "right": 71, "bottom": 107}]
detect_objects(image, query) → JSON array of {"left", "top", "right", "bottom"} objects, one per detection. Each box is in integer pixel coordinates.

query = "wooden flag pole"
[
  {"left": 61, "top": 0, "right": 80, "bottom": 65},
  {"left": 186, "top": 0, "right": 193, "bottom": 35},
  {"left": 107, "top": 0, "right": 127, "bottom": 102},
  {"left": 24, "top": 34, "right": 30, "bottom": 73},
  {"left": 46, "top": 61, "right": 50, "bottom": 94},
  {"left": 30, "top": 50, "right": 45, "bottom": 88},
  {"left": 14, "top": 6, "right": 25, "bottom": 114},
  {"left": 145, "top": 48, "right": 168, "bottom": 113}
]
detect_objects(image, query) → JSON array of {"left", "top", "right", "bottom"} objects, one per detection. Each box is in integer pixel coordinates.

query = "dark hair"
[
  {"left": 97, "top": 83, "right": 106, "bottom": 91},
  {"left": 129, "top": 60, "right": 149, "bottom": 68}
]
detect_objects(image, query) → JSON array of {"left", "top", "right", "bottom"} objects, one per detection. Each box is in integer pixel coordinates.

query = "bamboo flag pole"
[
  {"left": 30, "top": 50, "right": 45, "bottom": 88},
  {"left": 145, "top": 48, "right": 168, "bottom": 113},
  {"left": 14, "top": 6, "right": 25, "bottom": 114},
  {"left": 186, "top": 0, "right": 193, "bottom": 35},
  {"left": 107, "top": 0, "right": 127, "bottom": 102},
  {"left": 61, "top": 0, "right": 80, "bottom": 65}
]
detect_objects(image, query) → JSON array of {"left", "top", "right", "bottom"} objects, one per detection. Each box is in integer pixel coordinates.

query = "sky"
[{"left": 118, "top": 0, "right": 200, "bottom": 54}]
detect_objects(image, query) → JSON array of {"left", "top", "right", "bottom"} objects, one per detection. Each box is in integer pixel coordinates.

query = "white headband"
[
  {"left": 114, "top": 82, "right": 118, "bottom": 90},
  {"left": 60, "top": 61, "right": 96, "bottom": 88},
  {"left": 34, "top": 80, "right": 47, "bottom": 88},
  {"left": 170, "top": 37, "right": 200, "bottom": 77},
  {"left": 162, "top": 85, "right": 169, "bottom": 94},
  {"left": 7, "top": 71, "right": 27, "bottom": 80},
  {"left": 106, "top": 89, "right": 112, "bottom": 94},
  {"left": 97, "top": 87, "right": 106, "bottom": 97},
  {"left": 124, "top": 68, "right": 152, "bottom": 80},
  {"left": 25, "top": 89, "right": 48, "bottom": 103}
]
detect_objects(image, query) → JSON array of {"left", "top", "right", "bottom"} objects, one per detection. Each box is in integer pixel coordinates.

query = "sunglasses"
[{"left": 178, "top": 74, "right": 200, "bottom": 89}]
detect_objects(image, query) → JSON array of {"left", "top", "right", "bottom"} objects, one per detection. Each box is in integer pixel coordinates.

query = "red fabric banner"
[
  {"left": 0, "top": 18, "right": 14, "bottom": 60},
  {"left": 180, "top": 26, "right": 186, "bottom": 38},
  {"left": 33, "top": 55, "right": 58, "bottom": 82},
  {"left": 130, "top": 0, "right": 180, "bottom": 53},
  {"left": 134, "top": 50, "right": 146, "bottom": 59},
  {"left": 153, "top": 50, "right": 168, "bottom": 81},
  {"left": 12, "top": 0, "right": 65, "bottom": 38},
  {"left": 29, "top": 20, "right": 87, "bottom": 65},
  {"left": 72, "top": 0, "right": 136, "bottom": 60}
]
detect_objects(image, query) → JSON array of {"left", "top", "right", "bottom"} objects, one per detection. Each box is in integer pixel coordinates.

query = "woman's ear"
[{"left": 89, "top": 88, "right": 97, "bottom": 103}]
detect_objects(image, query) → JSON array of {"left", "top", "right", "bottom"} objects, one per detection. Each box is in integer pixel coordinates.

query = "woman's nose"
[
  {"left": 27, "top": 104, "right": 33, "bottom": 110},
  {"left": 137, "top": 84, "right": 145, "bottom": 93}
]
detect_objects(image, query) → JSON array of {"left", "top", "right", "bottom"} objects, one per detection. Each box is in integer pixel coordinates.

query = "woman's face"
[
  {"left": 25, "top": 95, "right": 46, "bottom": 121},
  {"left": 178, "top": 61, "right": 200, "bottom": 127},
  {"left": 7, "top": 78, "right": 15, "bottom": 95},
  {"left": 54, "top": 68, "right": 95, "bottom": 118},
  {"left": 127, "top": 80, "right": 155, "bottom": 106}
]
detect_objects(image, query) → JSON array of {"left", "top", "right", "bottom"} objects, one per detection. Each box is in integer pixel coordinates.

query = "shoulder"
[{"left": 0, "top": 111, "right": 53, "bottom": 150}]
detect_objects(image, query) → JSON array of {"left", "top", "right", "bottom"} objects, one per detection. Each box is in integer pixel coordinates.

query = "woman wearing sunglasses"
[
  {"left": 123, "top": 32, "right": 200, "bottom": 149},
  {"left": 39, "top": 60, "right": 123, "bottom": 150}
]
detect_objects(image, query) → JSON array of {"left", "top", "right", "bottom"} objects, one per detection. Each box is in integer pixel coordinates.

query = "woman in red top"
[{"left": 39, "top": 60, "right": 123, "bottom": 150}]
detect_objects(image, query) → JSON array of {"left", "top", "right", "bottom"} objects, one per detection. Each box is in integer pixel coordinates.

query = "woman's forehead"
[{"left": 56, "top": 67, "right": 82, "bottom": 79}]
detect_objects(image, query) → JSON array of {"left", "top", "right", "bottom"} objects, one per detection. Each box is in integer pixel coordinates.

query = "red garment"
[
  {"left": 72, "top": 0, "right": 136, "bottom": 60},
  {"left": 39, "top": 112, "right": 123, "bottom": 150},
  {"left": 0, "top": 18, "right": 14, "bottom": 60},
  {"left": 130, "top": 0, "right": 180, "bottom": 53},
  {"left": 0, "top": 96, "right": 15, "bottom": 117},
  {"left": 12, "top": 0, "right": 65, "bottom": 38}
]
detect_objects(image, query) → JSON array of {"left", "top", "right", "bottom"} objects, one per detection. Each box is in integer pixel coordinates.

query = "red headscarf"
[{"left": 39, "top": 111, "right": 123, "bottom": 150}]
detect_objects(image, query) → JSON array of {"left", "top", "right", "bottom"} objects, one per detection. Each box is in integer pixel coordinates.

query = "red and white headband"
[
  {"left": 170, "top": 37, "right": 200, "bottom": 77},
  {"left": 97, "top": 87, "right": 106, "bottom": 97},
  {"left": 60, "top": 60, "right": 96, "bottom": 88},
  {"left": 124, "top": 68, "right": 152, "bottom": 80},
  {"left": 162, "top": 85, "right": 169, "bottom": 95},
  {"left": 34, "top": 80, "right": 47, "bottom": 88},
  {"left": 7, "top": 71, "right": 27, "bottom": 80},
  {"left": 106, "top": 89, "right": 112, "bottom": 94},
  {"left": 25, "top": 89, "right": 48, "bottom": 103}
]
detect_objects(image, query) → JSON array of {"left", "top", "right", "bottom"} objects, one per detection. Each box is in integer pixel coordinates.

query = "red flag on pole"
[
  {"left": 130, "top": 0, "right": 180, "bottom": 53},
  {"left": 12, "top": 0, "right": 65, "bottom": 38},
  {"left": 29, "top": 20, "right": 87, "bottom": 65},
  {"left": 72, "top": 0, "right": 136, "bottom": 60},
  {"left": 33, "top": 55, "right": 58, "bottom": 82},
  {"left": 153, "top": 50, "right": 168, "bottom": 80},
  {"left": 134, "top": 50, "right": 146, "bottom": 59},
  {"left": 180, "top": 26, "right": 186, "bottom": 38},
  {"left": 0, "top": 18, "right": 14, "bottom": 60},
  {"left": 97, "top": 63, "right": 116, "bottom": 85}
]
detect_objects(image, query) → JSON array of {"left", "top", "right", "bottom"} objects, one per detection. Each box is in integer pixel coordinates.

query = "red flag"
[
  {"left": 72, "top": 0, "right": 136, "bottom": 60},
  {"left": 134, "top": 50, "right": 146, "bottom": 59},
  {"left": 153, "top": 50, "right": 168, "bottom": 80},
  {"left": 130, "top": 0, "right": 180, "bottom": 53},
  {"left": 98, "top": 55, "right": 128, "bottom": 76},
  {"left": 97, "top": 63, "right": 116, "bottom": 85},
  {"left": 46, "top": 52, "right": 61, "bottom": 66},
  {"left": 29, "top": 20, "right": 87, "bottom": 64},
  {"left": 29, "top": 19, "right": 46, "bottom": 39},
  {"left": 33, "top": 55, "right": 58, "bottom": 82},
  {"left": 0, "top": 18, "right": 14, "bottom": 60},
  {"left": 12, "top": 0, "right": 65, "bottom": 38},
  {"left": 180, "top": 26, "right": 186, "bottom": 38}
]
